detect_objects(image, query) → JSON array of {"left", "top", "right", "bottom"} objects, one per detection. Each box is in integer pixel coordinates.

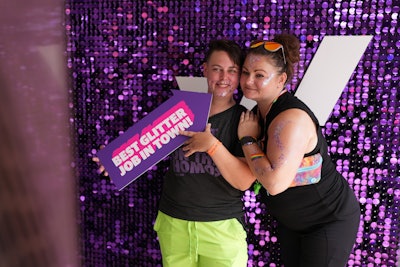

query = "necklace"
[
  {"left": 261, "top": 89, "right": 287, "bottom": 117},
  {"left": 258, "top": 89, "right": 287, "bottom": 143}
]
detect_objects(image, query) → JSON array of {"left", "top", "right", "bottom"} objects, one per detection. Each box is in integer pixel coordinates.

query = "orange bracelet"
[{"left": 207, "top": 140, "right": 221, "bottom": 156}]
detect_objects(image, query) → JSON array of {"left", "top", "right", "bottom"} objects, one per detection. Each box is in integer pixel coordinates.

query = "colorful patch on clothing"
[{"left": 290, "top": 153, "right": 323, "bottom": 187}]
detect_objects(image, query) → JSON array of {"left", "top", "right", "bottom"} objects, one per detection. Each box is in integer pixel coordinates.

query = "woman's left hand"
[
  {"left": 179, "top": 123, "right": 217, "bottom": 157},
  {"left": 238, "top": 110, "right": 260, "bottom": 139}
]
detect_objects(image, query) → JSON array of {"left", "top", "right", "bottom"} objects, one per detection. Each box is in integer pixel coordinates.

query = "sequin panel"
[{"left": 66, "top": 1, "right": 399, "bottom": 266}]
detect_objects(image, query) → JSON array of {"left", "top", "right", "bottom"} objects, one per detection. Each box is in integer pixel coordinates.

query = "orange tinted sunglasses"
[{"left": 250, "top": 41, "right": 287, "bottom": 65}]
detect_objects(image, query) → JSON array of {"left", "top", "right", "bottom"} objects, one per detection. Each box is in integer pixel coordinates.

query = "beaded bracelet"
[{"left": 207, "top": 140, "right": 221, "bottom": 156}]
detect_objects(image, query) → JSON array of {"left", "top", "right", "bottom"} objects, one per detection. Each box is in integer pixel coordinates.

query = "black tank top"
[{"left": 259, "top": 92, "right": 360, "bottom": 232}]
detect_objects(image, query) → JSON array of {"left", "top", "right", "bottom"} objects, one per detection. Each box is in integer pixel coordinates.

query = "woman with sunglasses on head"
[
  {"left": 154, "top": 39, "right": 256, "bottom": 267},
  {"left": 237, "top": 33, "right": 360, "bottom": 267}
]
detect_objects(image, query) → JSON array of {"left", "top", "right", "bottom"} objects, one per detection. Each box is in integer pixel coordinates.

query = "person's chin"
[
  {"left": 215, "top": 92, "right": 231, "bottom": 97},
  {"left": 215, "top": 88, "right": 233, "bottom": 97},
  {"left": 243, "top": 90, "right": 257, "bottom": 99}
]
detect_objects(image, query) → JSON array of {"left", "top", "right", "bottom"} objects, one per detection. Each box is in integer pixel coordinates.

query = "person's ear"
[
  {"left": 279, "top": 72, "right": 287, "bottom": 86},
  {"left": 202, "top": 62, "right": 208, "bottom": 77}
]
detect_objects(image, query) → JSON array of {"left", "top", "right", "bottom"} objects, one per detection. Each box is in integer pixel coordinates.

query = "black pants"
[{"left": 278, "top": 212, "right": 360, "bottom": 267}]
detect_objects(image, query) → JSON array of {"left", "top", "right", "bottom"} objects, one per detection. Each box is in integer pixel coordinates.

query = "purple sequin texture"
[{"left": 66, "top": 1, "right": 399, "bottom": 266}]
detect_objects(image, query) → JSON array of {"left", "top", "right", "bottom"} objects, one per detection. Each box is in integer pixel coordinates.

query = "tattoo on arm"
[
  {"left": 271, "top": 120, "right": 289, "bottom": 169},
  {"left": 249, "top": 119, "right": 289, "bottom": 177}
]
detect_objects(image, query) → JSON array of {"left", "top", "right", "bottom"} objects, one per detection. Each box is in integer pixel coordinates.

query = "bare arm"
[
  {"left": 238, "top": 109, "right": 316, "bottom": 195},
  {"left": 179, "top": 123, "right": 256, "bottom": 191}
]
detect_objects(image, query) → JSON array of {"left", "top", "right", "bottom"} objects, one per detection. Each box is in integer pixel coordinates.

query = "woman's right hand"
[{"left": 92, "top": 145, "right": 108, "bottom": 176}]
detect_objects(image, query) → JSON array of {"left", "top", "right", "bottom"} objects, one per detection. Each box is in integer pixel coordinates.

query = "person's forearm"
[
  {"left": 209, "top": 142, "right": 256, "bottom": 191},
  {"left": 240, "top": 139, "right": 285, "bottom": 195}
]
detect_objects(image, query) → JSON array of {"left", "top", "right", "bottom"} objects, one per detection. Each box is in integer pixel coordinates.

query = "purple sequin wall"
[{"left": 65, "top": 0, "right": 399, "bottom": 266}]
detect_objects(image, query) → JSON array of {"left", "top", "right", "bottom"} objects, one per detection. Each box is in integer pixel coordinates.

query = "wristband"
[
  {"left": 250, "top": 153, "right": 264, "bottom": 161},
  {"left": 207, "top": 140, "right": 221, "bottom": 156},
  {"left": 240, "top": 136, "right": 257, "bottom": 146}
]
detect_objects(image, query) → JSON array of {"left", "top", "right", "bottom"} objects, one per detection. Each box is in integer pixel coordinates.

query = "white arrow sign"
[{"left": 294, "top": 35, "right": 372, "bottom": 124}]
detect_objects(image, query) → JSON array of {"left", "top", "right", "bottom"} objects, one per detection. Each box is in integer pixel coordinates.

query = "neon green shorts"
[{"left": 154, "top": 211, "right": 248, "bottom": 267}]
